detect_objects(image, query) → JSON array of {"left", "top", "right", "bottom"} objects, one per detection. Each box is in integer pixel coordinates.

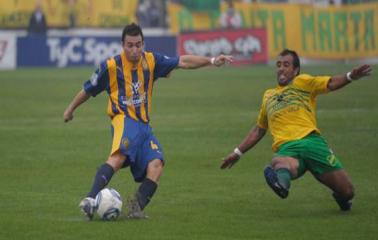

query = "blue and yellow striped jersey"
[{"left": 83, "top": 51, "right": 179, "bottom": 122}]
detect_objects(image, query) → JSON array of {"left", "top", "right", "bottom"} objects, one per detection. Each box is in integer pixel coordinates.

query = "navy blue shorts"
[{"left": 111, "top": 115, "right": 164, "bottom": 182}]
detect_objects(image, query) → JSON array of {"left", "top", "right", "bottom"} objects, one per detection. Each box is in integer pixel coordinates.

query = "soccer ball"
[{"left": 95, "top": 188, "right": 123, "bottom": 220}]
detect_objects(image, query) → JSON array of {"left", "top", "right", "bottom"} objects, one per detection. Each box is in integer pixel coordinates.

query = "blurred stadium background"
[
  {"left": 0, "top": 1, "right": 377, "bottom": 240},
  {"left": 0, "top": 0, "right": 377, "bottom": 69}
]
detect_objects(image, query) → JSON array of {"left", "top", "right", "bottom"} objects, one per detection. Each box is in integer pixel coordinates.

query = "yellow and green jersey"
[
  {"left": 257, "top": 74, "right": 331, "bottom": 152},
  {"left": 83, "top": 51, "right": 179, "bottom": 122}
]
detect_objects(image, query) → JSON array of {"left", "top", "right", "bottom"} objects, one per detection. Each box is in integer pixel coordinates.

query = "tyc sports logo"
[{"left": 47, "top": 37, "right": 122, "bottom": 67}]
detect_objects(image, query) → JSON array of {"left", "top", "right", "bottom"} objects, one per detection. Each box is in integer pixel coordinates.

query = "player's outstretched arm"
[
  {"left": 63, "top": 89, "right": 91, "bottom": 122},
  {"left": 178, "top": 54, "right": 233, "bottom": 69},
  {"left": 220, "top": 126, "right": 266, "bottom": 169},
  {"left": 327, "top": 64, "right": 372, "bottom": 91}
]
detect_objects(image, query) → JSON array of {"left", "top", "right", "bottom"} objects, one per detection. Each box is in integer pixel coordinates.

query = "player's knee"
[
  {"left": 149, "top": 159, "right": 164, "bottom": 171},
  {"left": 106, "top": 151, "right": 127, "bottom": 171},
  {"left": 146, "top": 159, "right": 164, "bottom": 182},
  {"left": 271, "top": 157, "right": 298, "bottom": 177},
  {"left": 272, "top": 160, "right": 289, "bottom": 170}
]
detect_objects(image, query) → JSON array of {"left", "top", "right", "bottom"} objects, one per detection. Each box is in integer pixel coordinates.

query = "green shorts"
[{"left": 274, "top": 133, "right": 343, "bottom": 178}]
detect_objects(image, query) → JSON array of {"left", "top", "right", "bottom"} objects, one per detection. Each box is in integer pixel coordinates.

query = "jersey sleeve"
[
  {"left": 256, "top": 93, "right": 268, "bottom": 129},
  {"left": 296, "top": 74, "right": 330, "bottom": 96},
  {"left": 153, "top": 52, "right": 179, "bottom": 80},
  {"left": 311, "top": 75, "right": 331, "bottom": 95},
  {"left": 83, "top": 61, "right": 109, "bottom": 97}
]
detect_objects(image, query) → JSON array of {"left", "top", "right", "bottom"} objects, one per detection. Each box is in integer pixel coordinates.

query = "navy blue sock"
[
  {"left": 136, "top": 178, "right": 157, "bottom": 210},
  {"left": 87, "top": 163, "right": 114, "bottom": 198}
]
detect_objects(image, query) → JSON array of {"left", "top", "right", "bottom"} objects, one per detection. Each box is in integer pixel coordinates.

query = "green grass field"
[{"left": 0, "top": 64, "right": 377, "bottom": 240}]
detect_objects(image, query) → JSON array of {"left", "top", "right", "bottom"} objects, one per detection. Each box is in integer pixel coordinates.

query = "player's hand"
[
  {"left": 63, "top": 108, "right": 74, "bottom": 122},
  {"left": 213, "top": 55, "right": 234, "bottom": 67},
  {"left": 220, "top": 153, "right": 240, "bottom": 169},
  {"left": 350, "top": 64, "right": 372, "bottom": 80}
]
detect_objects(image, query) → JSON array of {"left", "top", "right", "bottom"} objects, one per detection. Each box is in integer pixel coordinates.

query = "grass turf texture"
[{"left": 0, "top": 65, "right": 377, "bottom": 239}]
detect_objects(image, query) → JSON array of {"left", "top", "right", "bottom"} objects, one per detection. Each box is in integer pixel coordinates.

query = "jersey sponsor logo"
[
  {"left": 120, "top": 93, "right": 146, "bottom": 107},
  {"left": 120, "top": 82, "right": 146, "bottom": 107},
  {"left": 266, "top": 88, "right": 311, "bottom": 117}
]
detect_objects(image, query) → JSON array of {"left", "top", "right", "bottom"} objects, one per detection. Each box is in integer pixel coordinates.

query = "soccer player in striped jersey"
[
  {"left": 221, "top": 49, "right": 372, "bottom": 211},
  {"left": 63, "top": 23, "right": 233, "bottom": 220}
]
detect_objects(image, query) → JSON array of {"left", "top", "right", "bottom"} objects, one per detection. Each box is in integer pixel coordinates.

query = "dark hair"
[
  {"left": 279, "top": 49, "right": 300, "bottom": 75},
  {"left": 121, "top": 23, "right": 144, "bottom": 43}
]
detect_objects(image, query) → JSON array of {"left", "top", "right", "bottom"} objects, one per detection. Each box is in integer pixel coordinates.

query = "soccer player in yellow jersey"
[
  {"left": 221, "top": 49, "right": 372, "bottom": 211},
  {"left": 63, "top": 23, "right": 233, "bottom": 220}
]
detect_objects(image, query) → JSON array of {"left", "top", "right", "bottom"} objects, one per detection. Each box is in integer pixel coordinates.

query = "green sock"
[{"left": 276, "top": 168, "right": 291, "bottom": 189}]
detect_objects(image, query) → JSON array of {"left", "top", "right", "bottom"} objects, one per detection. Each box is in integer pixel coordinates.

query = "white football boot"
[{"left": 79, "top": 197, "right": 96, "bottom": 220}]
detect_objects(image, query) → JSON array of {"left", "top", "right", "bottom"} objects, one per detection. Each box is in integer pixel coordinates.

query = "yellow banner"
[
  {"left": 167, "top": 3, "right": 219, "bottom": 33},
  {"left": 0, "top": 0, "right": 138, "bottom": 28},
  {"left": 168, "top": 2, "right": 378, "bottom": 59}
]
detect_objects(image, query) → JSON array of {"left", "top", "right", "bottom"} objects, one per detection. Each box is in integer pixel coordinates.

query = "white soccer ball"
[{"left": 95, "top": 188, "right": 123, "bottom": 220}]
